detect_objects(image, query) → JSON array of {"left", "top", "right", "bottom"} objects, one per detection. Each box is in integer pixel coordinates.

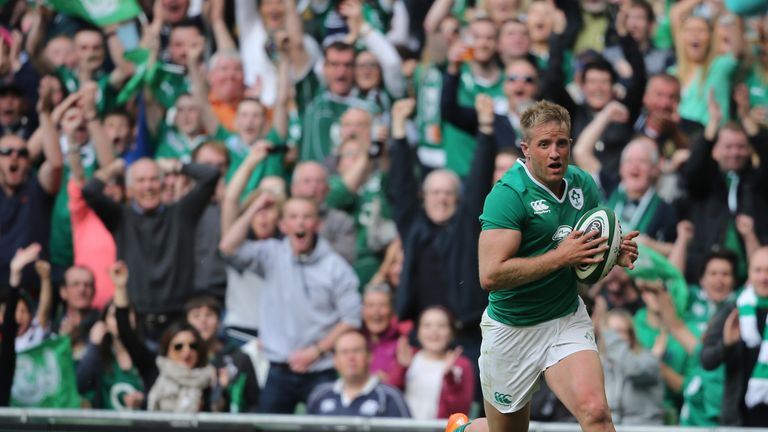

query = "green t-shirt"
[
  {"left": 57, "top": 67, "right": 116, "bottom": 114},
  {"left": 413, "top": 64, "right": 446, "bottom": 167},
  {"left": 634, "top": 307, "right": 688, "bottom": 415},
  {"left": 98, "top": 360, "right": 144, "bottom": 410},
  {"left": 745, "top": 65, "right": 768, "bottom": 118},
  {"left": 215, "top": 126, "right": 288, "bottom": 197},
  {"left": 154, "top": 123, "right": 208, "bottom": 163},
  {"left": 299, "top": 91, "right": 375, "bottom": 162},
  {"left": 677, "top": 286, "right": 736, "bottom": 426},
  {"left": 50, "top": 141, "right": 98, "bottom": 267},
  {"left": 326, "top": 171, "right": 392, "bottom": 286},
  {"left": 673, "top": 54, "right": 739, "bottom": 125},
  {"left": 442, "top": 63, "right": 505, "bottom": 177},
  {"left": 479, "top": 161, "right": 600, "bottom": 326}
]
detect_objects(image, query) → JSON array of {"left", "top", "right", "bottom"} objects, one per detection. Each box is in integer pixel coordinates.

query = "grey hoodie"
[{"left": 229, "top": 236, "right": 361, "bottom": 372}]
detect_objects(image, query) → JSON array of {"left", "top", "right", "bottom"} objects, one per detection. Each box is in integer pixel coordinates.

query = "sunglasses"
[
  {"left": 172, "top": 342, "right": 198, "bottom": 352},
  {"left": 0, "top": 147, "right": 29, "bottom": 158},
  {"left": 507, "top": 74, "right": 536, "bottom": 84}
]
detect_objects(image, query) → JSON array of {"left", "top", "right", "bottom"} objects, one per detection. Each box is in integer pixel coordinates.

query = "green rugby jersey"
[{"left": 479, "top": 160, "right": 600, "bottom": 326}]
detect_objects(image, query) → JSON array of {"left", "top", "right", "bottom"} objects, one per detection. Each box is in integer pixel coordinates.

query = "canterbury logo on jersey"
[{"left": 530, "top": 200, "right": 550, "bottom": 214}]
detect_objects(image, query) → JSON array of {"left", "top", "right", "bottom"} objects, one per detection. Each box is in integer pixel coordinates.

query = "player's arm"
[{"left": 479, "top": 228, "right": 607, "bottom": 291}]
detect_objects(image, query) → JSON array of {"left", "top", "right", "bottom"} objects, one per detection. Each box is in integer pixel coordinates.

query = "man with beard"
[
  {"left": 219, "top": 196, "right": 361, "bottom": 414},
  {"left": 0, "top": 81, "right": 62, "bottom": 292}
]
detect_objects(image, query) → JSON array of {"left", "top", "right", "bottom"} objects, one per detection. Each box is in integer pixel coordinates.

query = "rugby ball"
[{"left": 572, "top": 207, "right": 622, "bottom": 284}]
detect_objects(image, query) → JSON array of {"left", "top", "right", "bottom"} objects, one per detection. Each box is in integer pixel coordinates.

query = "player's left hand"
[{"left": 616, "top": 231, "right": 640, "bottom": 269}]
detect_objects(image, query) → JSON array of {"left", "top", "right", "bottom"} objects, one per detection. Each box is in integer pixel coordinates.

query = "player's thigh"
[
  {"left": 484, "top": 399, "right": 530, "bottom": 432},
  {"left": 543, "top": 349, "right": 608, "bottom": 420}
]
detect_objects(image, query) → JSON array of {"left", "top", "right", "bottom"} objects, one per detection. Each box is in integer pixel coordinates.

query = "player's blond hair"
[{"left": 520, "top": 101, "right": 571, "bottom": 143}]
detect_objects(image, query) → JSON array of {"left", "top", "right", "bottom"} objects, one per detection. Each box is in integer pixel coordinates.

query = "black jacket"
[
  {"left": 682, "top": 128, "right": 768, "bottom": 283},
  {"left": 387, "top": 131, "right": 495, "bottom": 329},
  {"left": 701, "top": 303, "right": 768, "bottom": 426},
  {"left": 82, "top": 163, "right": 220, "bottom": 314}
]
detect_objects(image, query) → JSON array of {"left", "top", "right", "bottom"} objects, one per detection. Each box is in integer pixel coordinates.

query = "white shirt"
[{"left": 404, "top": 351, "right": 446, "bottom": 420}]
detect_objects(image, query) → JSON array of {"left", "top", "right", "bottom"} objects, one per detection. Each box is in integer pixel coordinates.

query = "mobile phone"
[{"left": 267, "top": 146, "right": 289, "bottom": 154}]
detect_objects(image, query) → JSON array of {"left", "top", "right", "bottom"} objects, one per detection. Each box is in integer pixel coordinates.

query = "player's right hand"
[{"left": 556, "top": 229, "right": 608, "bottom": 267}]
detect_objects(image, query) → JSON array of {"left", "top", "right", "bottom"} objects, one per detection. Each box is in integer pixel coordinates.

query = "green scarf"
[
  {"left": 736, "top": 285, "right": 768, "bottom": 407},
  {"left": 606, "top": 186, "right": 660, "bottom": 235}
]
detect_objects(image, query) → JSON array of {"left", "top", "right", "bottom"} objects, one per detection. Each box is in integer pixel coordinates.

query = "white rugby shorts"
[{"left": 478, "top": 298, "right": 597, "bottom": 413}]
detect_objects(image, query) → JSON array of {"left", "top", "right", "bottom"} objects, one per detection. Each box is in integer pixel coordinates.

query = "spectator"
[
  {"left": 235, "top": 0, "right": 320, "bottom": 107},
  {"left": 545, "top": 21, "right": 647, "bottom": 194},
  {"left": 575, "top": 131, "right": 677, "bottom": 254},
  {"left": 588, "top": 266, "right": 644, "bottom": 315},
  {"left": 219, "top": 196, "right": 361, "bottom": 414},
  {"left": 0, "top": 79, "right": 62, "bottom": 293},
  {"left": 82, "top": 157, "right": 220, "bottom": 341},
  {"left": 0, "top": 84, "right": 33, "bottom": 139},
  {"left": 110, "top": 262, "right": 215, "bottom": 413},
  {"left": 361, "top": 282, "right": 405, "bottom": 387},
  {"left": 439, "top": 17, "right": 504, "bottom": 177},
  {"left": 300, "top": 41, "right": 373, "bottom": 162},
  {"left": 669, "top": 0, "right": 744, "bottom": 125},
  {"left": 394, "top": 306, "right": 474, "bottom": 420},
  {"left": 701, "top": 247, "right": 768, "bottom": 426},
  {"left": 307, "top": 329, "right": 411, "bottom": 418},
  {"left": 604, "top": 0, "right": 675, "bottom": 78},
  {"left": 219, "top": 142, "right": 282, "bottom": 345},
  {"left": 594, "top": 304, "right": 665, "bottom": 425},
  {"left": 189, "top": 142, "right": 230, "bottom": 302},
  {"left": 388, "top": 97, "right": 494, "bottom": 391},
  {"left": 682, "top": 92, "right": 768, "bottom": 284},
  {"left": 150, "top": 93, "right": 207, "bottom": 163},
  {"left": 54, "top": 265, "right": 99, "bottom": 360},
  {"left": 634, "top": 74, "right": 698, "bottom": 202},
  {"left": 1, "top": 244, "right": 46, "bottom": 406},
  {"left": 67, "top": 140, "right": 123, "bottom": 312},
  {"left": 185, "top": 295, "right": 260, "bottom": 413},
  {"left": 496, "top": 19, "right": 534, "bottom": 67},
  {"left": 76, "top": 302, "right": 145, "bottom": 410},
  {"left": 327, "top": 136, "right": 396, "bottom": 285},
  {"left": 290, "top": 161, "right": 357, "bottom": 264}
]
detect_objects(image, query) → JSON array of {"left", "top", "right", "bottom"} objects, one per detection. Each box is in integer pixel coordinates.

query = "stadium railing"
[{"left": 0, "top": 408, "right": 766, "bottom": 432}]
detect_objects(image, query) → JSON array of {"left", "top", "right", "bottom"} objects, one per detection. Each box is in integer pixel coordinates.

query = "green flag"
[
  {"left": 11, "top": 337, "right": 81, "bottom": 408},
  {"left": 628, "top": 244, "right": 689, "bottom": 313},
  {"left": 48, "top": 0, "right": 141, "bottom": 26}
]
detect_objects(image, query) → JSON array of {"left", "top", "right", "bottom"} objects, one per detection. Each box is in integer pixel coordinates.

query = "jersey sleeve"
[{"left": 479, "top": 183, "right": 525, "bottom": 231}]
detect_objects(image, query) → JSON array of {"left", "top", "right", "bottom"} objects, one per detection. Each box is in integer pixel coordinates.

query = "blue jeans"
[{"left": 259, "top": 364, "right": 337, "bottom": 414}]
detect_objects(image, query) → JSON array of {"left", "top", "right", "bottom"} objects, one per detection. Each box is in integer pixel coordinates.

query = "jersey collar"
[{"left": 517, "top": 159, "right": 569, "bottom": 203}]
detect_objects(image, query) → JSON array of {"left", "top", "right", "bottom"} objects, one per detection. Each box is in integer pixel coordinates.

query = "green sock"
[{"left": 454, "top": 422, "right": 471, "bottom": 432}]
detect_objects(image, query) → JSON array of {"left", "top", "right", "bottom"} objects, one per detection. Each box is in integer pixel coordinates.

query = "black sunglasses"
[
  {"left": 172, "top": 342, "right": 198, "bottom": 351},
  {"left": 507, "top": 74, "right": 536, "bottom": 84},
  {"left": 0, "top": 147, "right": 29, "bottom": 158}
]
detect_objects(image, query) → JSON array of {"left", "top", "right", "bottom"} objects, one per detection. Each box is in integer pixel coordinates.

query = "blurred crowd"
[{"left": 0, "top": 0, "right": 767, "bottom": 427}]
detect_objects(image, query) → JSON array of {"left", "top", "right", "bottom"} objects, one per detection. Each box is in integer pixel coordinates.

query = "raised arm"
[
  {"left": 283, "top": 0, "right": 311, "bottom": 75},
  {"left": 617, "top": 35, "right": 647, "bottom": 122},
  {"left": 24, "top": 6, "right": 54, "bottom": 75},
  {"left": 668, "top": 221, "right": 693, "bottom": 274},
  {"left": 188, "top": 38, "right": 221, "bottom": 135},
  {"left": 221, "top": 143, "right": 270, "bottom": 235},
  {"left": 82, "top": 176, "right": 124, "bottom": 233},
  {"left": 219, "top": 193, "right": 275, "bottom": 256},
  {"left": 80, "top": 83, "right": 115, "bottom": 167},
  {"left": 140, "top": 22, "right": 165, "bottom": 139},
  {"left": 388, "top": 99, "right": 421, "bottom": 239},
  {"left": 461, "top": 95, "right": 498, "bottom": 220},
  {"left": 440, "top": 43, "right": 480, "bottom": 133},
  {"left": 36, "top": 77, "right": 64, "bottom": 196},
  {"left": 104, "top": 25, "right": 135, "bottom": 88},
  {"left": 33, "top": 260, "right": 53, "bottom": 330},
  {"left": 343, "top": 0, "right": 405, "bottom": 98},
  {"left": 166, "top": 161, "right": 221, "bottom": 218},
  {"left": 572, "top": 101, "right": 629, "bottom": 176},
  {"left": 110, "top": 262, "right": 159, "bottom": 389},
  {"left": 424, "top": 0, "right": 454, "bottom": 34},
  {"left": 207, "top": 0, "right": 236, "bottom": 52}
]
